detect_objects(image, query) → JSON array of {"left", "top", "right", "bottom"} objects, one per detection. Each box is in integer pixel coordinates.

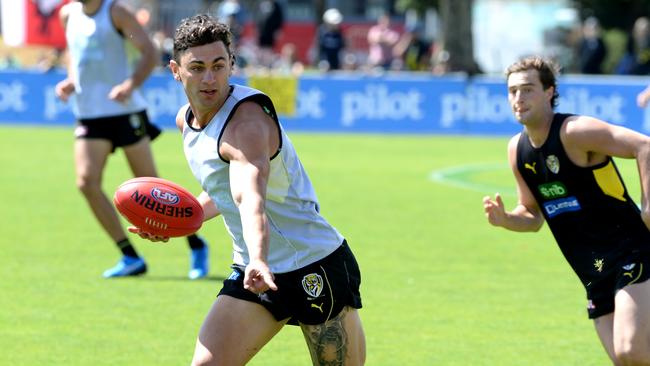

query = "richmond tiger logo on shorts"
[{"left": 302, "top": 273, "right": 323, "bottom": 298}]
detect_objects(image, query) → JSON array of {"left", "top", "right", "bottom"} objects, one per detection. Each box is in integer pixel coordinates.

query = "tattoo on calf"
[{"left": 304, "top": 308, "right": 349, "bottom": 366}]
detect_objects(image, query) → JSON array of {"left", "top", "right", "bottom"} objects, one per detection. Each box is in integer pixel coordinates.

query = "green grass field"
[{"left": 2, "top": 125, "right": 634, "bottom": 365}]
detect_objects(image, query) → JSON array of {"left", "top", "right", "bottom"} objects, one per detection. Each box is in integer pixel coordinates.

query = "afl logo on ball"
[{"left": 151, "top": 187, "right": 180, "bottom": 205}]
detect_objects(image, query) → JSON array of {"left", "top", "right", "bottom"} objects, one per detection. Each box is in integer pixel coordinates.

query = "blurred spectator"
[
  {"left": 616, "top": 16, "right": 650, "bottom": 75},
  {"left": 134, "top": 6, "right": 151, "bottom": 30},
  {"left": 393, "top": 23, "right": 431, "bottom": 71},
  {"left": 152, "top": 30, "right": 173, "bottom": 68},
  {"left": 577, "top": 17, "right": 607, "bottom": 74},
  {"left": 543, "top": 24, "right": 580, "bottom": 72},
  {"left": 430, "top": 48, "right": 450, "bottom": 75},
  {"left": 256, "top": 0, "right": 284, "bottom": 67},
  {"left": 0, "top": 52, "right": 20, "bottom": 69},
  {"left": 216, "top": 0, "right": 246, "bottom": 44},
  {"left": 316, "top": 8, "right": 345, "bottom": 71},
  {"left": 35, "top": 48, "right": 64, "bottom": 72},
  {"left": 342, "top": 52, "right": 360, "bottom": 71},
  {"left": 272, "top": 43, "right": 304, "bottom": 76},
  {"left": 367, "top": 13, "right": 400, "bottom": 70}
]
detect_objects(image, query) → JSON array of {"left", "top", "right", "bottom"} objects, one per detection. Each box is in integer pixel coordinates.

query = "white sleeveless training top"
[
  {"left": 182, "top": 85, "right": 343, "bottom": 273},
  {"left": 65, "top": 0, "right": 147, "bottom": 118}
]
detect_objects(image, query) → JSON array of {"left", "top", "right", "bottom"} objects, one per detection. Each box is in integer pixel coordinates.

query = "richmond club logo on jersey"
[
  {"left": 151, "top": 187, "right": 180, "bottom": 205},
  {"left": 546, "top": 155, "right": 560, "bottom": 174},
  {"left": 302, "top": 273, "right": 324, "bottom": 298}
]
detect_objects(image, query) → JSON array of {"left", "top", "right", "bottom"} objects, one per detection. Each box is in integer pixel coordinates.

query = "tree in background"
[
  {"left": 571, "top": 0, "right": 650, "bottom": 74},
  {"left": 396, "top": 0, "right": 438, "bottom": 14},
  {"left": 571, "top": 0, "right": 650, "bottom": 30},
  {"left": 397, "top": 0, "right": 481, "bottom": 75}
]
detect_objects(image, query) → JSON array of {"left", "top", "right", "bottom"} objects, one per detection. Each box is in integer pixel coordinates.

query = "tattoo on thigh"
[{"left": 303, "top": 308, "right": 348, "bottom": 366}]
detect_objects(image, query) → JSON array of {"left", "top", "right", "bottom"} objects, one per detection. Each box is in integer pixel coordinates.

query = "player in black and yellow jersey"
[{"left": 484, "top": 56, "right": 650, "bottom": 365}]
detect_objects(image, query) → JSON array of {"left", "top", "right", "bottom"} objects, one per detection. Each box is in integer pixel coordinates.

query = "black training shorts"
[
  {"left": 74, "top": 110, "right": 161, "bottom": 152},
  {"left": 219, "top": 240, "right": 362, "bottom": 326},
  {"left": 587, "top": 251, "right": 650, "bottom": 319}
]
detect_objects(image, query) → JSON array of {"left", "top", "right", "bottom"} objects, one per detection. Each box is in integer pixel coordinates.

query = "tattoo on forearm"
[{"left": 304, "top": 308, "right": 348, "bottom": 366}]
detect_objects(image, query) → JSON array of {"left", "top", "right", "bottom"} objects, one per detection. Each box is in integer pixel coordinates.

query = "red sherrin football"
[{"left": 113, "top": 177, "right": 203, "bottom": 237}]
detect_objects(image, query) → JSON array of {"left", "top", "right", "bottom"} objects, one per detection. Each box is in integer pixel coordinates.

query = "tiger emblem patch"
[
  {"left": 546, "top": 155, "right": 560, "bottom": 174},
  {"left": 301, "top": 273, "right": 323, "bottom": 298}
]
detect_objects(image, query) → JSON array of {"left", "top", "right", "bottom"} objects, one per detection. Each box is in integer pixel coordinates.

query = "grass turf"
[{"left": 0, "top": 125, "right": 622, "bottom": 365}]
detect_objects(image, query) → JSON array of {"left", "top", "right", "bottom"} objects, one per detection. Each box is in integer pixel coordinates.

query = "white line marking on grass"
[{"left": 429, "top": 163, "right": 516, "bottom": 195}]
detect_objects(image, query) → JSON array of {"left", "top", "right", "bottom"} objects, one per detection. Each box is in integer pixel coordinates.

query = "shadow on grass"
[{"left": 138, "top": 274, "right": 226, "bottom": 282}]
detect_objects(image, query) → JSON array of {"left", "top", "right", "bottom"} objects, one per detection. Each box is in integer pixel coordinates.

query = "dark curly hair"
[
  {"left": 505, "top": 56, "right": 560, "bottom": 108},
  {"left": 172, "top": 14, "right": 234, "bottom": 65}
]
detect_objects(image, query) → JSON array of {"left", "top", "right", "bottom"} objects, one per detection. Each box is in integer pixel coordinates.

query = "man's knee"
[
  {"left": 191, "top": 351, "right": 214, "bottom": 366},
  {"left": 615, "top": 342, "right": 650, "bottom": 365},
  {"left": 76, "top": 176, "right": 101, "bottom": 197}
]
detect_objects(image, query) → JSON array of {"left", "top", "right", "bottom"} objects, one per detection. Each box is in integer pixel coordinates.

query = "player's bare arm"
[
  {"left": 109, "top": 3, "right": 159, "bottom": 102},
  {"left": 220, "top": 101, "right": 280, "bottom": 293},
  {"left": 562, "top": 115, "right": 650, "bottom": 228},
  {"left": 197, "top": 191, "right": 221, "bottom": 221},
  {"left": 484, "top": 134, "right": 544, "bottom": 232},
  {"left": 54, "top": 3, "right": 75, "bottom": 101},
  {"left": 561, "top": 115, "right": 649, "bottom": 163}
]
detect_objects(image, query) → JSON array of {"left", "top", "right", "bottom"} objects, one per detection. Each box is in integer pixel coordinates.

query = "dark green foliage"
[
  {"left": 396, "top": 0, "right": 440, "bottom": 14},
  {"left": 572, "top": 0, "right": 650, "bottom": 29}
]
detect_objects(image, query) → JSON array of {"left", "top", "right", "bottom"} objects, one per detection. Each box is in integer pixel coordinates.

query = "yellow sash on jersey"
[{"left": 593, "top": 161, "right": 626, "bottom": 202}]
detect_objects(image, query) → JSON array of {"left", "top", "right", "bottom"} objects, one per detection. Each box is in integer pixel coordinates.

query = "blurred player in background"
[
  {"left": 54, "top": 0, "right": 209, "bottom": 279},
  {"left": 131, "top": 14, "right": 366, "bottom": 365},
  {"left": 484, "top": 56, "right": 650, "bottom": 364}
]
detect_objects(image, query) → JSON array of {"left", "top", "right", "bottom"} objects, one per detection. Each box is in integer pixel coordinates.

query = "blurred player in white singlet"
[{"left": 55, "top": 0, "right": 209, "bottom": 279}]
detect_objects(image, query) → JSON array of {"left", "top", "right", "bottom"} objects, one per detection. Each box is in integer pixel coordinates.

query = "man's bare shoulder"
[
  {"left": 507, "top": 133, "right": 521, "bottom": 149},
  {"left": 562, "top": 114, "right": 608, "bottom": 137},
  {"left": 221, "top": 100, "right": 279, "bottom": 158},
  {"left": 229, "top": 101, "right": 276, "bottom": 131}
]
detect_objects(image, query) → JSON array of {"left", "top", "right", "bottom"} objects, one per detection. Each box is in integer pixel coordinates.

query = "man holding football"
[
  {"left": 484, "top": 55, "right": 650, "bottom": 364},
  {"left": 131, "top": 14, "right": 366, "bottom": 366},
  {"left": 54, "top": 0, "right": 209, "bottom": 279}
]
